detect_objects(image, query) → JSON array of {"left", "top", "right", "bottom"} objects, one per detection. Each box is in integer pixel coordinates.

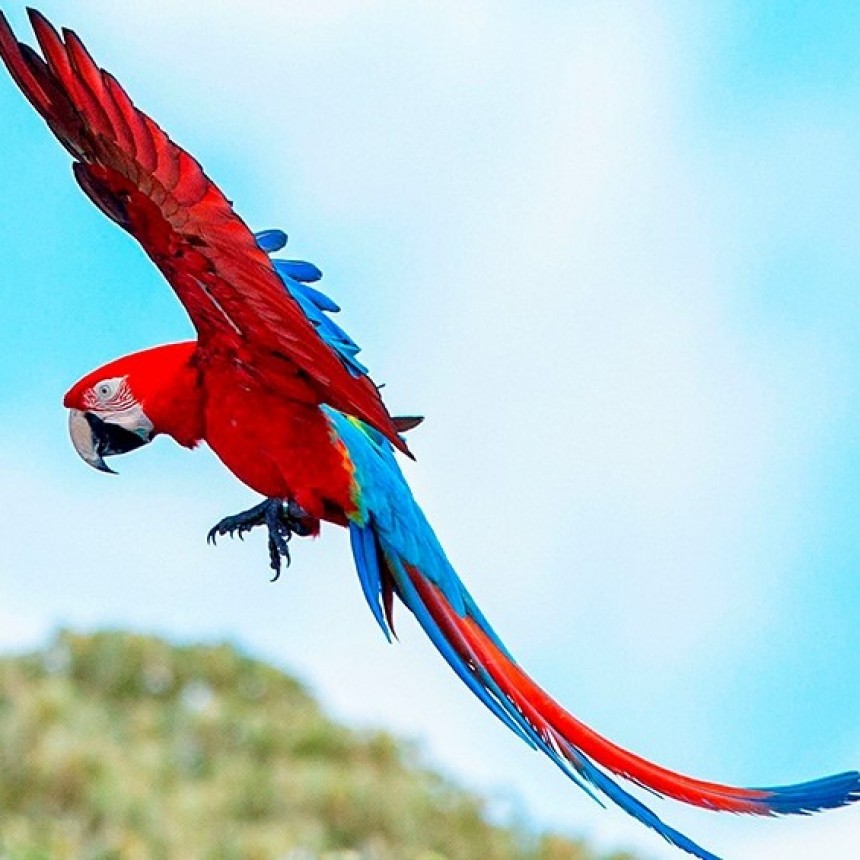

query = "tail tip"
[{"left": 757, "top": 770, "right": 860, "bottom": 815}]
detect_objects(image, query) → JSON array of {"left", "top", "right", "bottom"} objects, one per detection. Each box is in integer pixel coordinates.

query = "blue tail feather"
[
  {"left": 349, "top": 523, "right": 392, "bottom": 642},
  {"left": 754, "top": 772, "right": 860, "bottom": 815},
  {"left": 569, "top": 747, "right": 721, "bottom": 860},
  {"left": 322, "top": 404, "right": 860, "bottom": 860}
]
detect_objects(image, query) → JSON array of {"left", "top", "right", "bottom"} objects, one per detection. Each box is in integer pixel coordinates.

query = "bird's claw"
[
  {"left": 206, "top": 518, "right": 256, "bottom": 546},
  {"left": 207, "top": 498, "right": 315, "bottom": 580},
  {"left": 264, "top": 500, "right": 293, "bottom": 582},
  {"left": 267, "top": 534, "right": 290, "bottom": 581}
]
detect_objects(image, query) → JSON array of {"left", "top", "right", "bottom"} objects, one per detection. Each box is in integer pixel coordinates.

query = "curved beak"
[{"left": 68, "top": 409, "right": 150, "bottom": 474}]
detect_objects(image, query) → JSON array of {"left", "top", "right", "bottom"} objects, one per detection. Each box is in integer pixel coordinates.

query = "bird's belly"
[
  {"left": 203, "top": 384, "right": 355, "bottom": 521},
  {"left": 207, "top": 421, "right": 290, "bottom": 500}
]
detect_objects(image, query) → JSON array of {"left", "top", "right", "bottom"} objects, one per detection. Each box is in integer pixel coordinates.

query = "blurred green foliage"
[{"left": 0, "top": 631, "right": 641, "bottom": 860}]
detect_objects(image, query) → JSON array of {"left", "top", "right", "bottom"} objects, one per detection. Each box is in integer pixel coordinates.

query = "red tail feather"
[{"left": 407, "top": 566, "right": 769, "bottom": 814}]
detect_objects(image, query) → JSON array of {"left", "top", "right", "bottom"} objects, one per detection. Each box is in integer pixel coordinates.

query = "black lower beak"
[
  {"left": 68, "top": 409, "right": 149, "bottom": 474},
  {"left": 86, "top": 411, "right": 149, "bottom": 457}
]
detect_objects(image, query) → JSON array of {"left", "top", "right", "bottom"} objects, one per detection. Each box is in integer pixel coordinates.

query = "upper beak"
[{"left": 68, "top": 409, "right": 149, "bottom": 474}]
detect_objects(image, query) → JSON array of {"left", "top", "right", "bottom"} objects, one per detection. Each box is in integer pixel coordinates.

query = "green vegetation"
[{"left": 0, "top": 631, "right": 639, "bottom": 860}]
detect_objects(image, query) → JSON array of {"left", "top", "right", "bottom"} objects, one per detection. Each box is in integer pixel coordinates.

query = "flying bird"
[{"left": 1, "top": 9, "right": 858, "bottom": 860}]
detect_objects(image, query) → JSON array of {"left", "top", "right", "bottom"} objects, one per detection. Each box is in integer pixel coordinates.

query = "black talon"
[
  {"left": 207, "top": 498, "right": 316, "bottom": 579},
  {"left": 264, "top": 501, "right": 292, "bottom": 581}
]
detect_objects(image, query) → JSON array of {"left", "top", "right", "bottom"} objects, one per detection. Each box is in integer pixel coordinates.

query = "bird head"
[
  {"left": 63, "top": 342, "right": 199, "bottom": 474},
  {"left": 64, "top": 369, "right": 154, "bottom": 474}
]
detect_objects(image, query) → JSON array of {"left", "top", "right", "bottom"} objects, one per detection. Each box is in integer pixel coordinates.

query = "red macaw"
[{"left": 2, "top": 10, "right": 857, "bottom": 860}]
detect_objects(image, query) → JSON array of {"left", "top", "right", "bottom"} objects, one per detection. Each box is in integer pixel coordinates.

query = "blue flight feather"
[
  {"left": 295, "top": 281, "right": 339, "bottom": 309},
  {"left": 255, "top": 229, "right": 288, "bottom": 252},
  {"left": 255, "top": 229, "right": 367, "bottom": 377},
  {"left": 277, "top": 259, "right": 324, "bottom": 284}
]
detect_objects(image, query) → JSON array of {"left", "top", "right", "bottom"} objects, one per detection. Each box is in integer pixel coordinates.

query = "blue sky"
[{"left": 2, "top": 2, "right": 860, "bottom": 858}]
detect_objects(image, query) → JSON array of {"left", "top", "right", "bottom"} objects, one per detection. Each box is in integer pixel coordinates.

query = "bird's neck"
[{"left": 133, "top": 341, "right": 206, "bottom": 449}]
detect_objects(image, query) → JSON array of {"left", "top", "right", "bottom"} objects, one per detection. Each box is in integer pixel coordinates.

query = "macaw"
[{"left": 1, "top": 10, "right": 857, "bottom": 860}]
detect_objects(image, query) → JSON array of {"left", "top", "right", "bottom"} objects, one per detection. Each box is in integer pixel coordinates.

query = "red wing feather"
[{"left": 0, "top": 9, "right": 405, "bottom": 453}]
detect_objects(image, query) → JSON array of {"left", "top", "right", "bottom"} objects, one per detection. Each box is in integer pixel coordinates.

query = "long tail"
[{"left": 330, "top": 411, "right": 860, "bottom": 860}]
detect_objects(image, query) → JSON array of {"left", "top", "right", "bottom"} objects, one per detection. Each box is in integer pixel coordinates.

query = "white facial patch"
[{"left": 84, "top": 376, "right": 154, "bottom": 438}]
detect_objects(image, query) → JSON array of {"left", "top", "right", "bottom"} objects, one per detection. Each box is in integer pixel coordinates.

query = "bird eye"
[{"left": 94, "top": 380, "right": 115, "bottom": 401}]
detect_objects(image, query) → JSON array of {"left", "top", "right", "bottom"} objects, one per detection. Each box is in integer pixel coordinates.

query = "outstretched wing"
[{"left": 0, "top": 9, "right": 406, "bottom": 454}]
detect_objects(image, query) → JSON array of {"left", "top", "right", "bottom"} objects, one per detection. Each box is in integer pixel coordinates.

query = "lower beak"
[{"left": 67, "top": 409, "right": 149, "bottom": 474}]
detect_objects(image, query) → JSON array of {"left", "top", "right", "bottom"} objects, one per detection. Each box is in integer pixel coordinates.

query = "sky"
[{"left": 1, "top": 2, "right": 860, "bottom": 858}]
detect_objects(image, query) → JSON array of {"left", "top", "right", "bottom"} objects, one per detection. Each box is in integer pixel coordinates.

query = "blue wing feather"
[
  {"left": 255, "top": 229, "right": 288, "bottom": 253},
  {"left": 276, "top": 259, "right": 325, "bottom": 285},
  {"left": 256, "top": 229, "right": 366, "bottom": 377}
]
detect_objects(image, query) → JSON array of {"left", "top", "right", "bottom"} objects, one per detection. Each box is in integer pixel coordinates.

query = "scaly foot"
[{"left": 207, "top": 498, "right": 316, "bottom": 581}]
